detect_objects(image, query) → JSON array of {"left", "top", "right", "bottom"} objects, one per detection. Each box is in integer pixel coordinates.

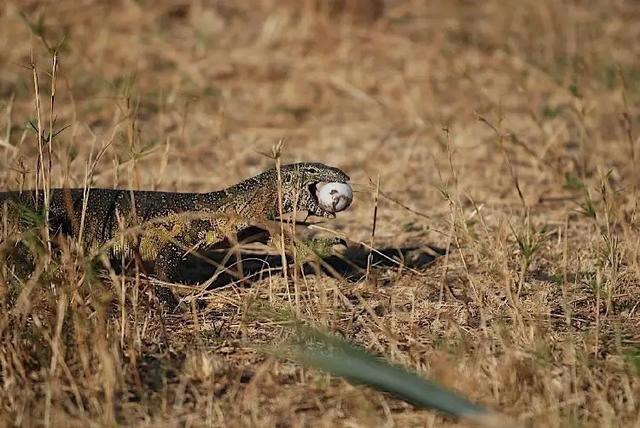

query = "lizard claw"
[{"left": 327, "top": 237, "right": 348, "bottom": 247}]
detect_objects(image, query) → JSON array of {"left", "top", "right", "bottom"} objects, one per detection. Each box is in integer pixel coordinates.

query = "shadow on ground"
[{"left": 178, "top": 243, "right": 446, "bottom": 288}]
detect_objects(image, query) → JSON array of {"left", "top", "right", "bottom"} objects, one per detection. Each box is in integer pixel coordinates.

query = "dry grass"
[{"left": 1, "top": 0, "right": 640, "bottom": 426}]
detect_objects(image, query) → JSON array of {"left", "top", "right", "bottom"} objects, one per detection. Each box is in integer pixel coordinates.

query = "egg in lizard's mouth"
[{"left": 304, "top": 181, "right": 353, "bottom": 218}]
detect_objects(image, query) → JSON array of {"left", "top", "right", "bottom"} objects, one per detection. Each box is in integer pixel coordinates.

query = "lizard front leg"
[
  {"left": 270, "top": 232, "right": 347, "bottom": 263},
  {"left": 153, "top": 241, "right": 184, "bottom": 309}
]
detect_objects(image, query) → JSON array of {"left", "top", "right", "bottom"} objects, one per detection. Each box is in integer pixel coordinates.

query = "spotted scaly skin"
[{"left": 0, "top": 163, "right": 350, "bottom": 285}]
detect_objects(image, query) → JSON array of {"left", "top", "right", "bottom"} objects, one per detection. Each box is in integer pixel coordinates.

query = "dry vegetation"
[{"left": 1, "top": 0, "right": 640, "bottom": 426}]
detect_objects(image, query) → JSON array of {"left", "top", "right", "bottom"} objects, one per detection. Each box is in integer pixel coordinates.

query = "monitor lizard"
[{"left": 0, "top": 162, "right": 351, "bottom": 303}]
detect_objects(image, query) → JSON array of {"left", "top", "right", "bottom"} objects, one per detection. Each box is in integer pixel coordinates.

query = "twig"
[{"left": 366, "top": 174, "right": 380, "bottom": 281}]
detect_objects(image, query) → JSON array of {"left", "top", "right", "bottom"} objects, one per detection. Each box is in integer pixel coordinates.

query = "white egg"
[{"left": 316, "top": 182, "right": 353, "bottom": 213}]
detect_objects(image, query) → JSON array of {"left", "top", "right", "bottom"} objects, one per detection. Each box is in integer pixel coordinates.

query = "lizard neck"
[{"left": 202, "top": 171, "right": 280, "bottom": 219}]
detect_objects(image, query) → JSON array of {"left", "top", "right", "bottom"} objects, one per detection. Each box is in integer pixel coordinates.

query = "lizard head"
[{"left": 278, "top": 162, "right": 351, "bottom": 218}]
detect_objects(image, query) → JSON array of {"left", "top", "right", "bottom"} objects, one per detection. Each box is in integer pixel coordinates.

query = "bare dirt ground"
[{"left": 1, "top": 1, "right": 640, "bottom": 426}]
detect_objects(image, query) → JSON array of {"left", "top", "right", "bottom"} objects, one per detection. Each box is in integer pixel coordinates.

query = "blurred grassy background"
[{"left": 1, "top": 1, "right": 639, "bottom": 426}]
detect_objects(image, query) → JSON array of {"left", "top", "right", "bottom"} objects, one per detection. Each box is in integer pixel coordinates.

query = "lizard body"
[{"left": 0, "top": 163, "right": 350, "bottom": 283}]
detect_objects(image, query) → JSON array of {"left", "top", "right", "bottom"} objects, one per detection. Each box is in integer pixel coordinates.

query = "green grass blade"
[{"left": 289, "top": 325, "right": 518, "bottom": 427}]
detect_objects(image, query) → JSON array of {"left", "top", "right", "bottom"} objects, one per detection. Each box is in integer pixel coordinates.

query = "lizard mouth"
[
  {"left": 305, "top": 181, "right": 352, "bottom": 218},
  {"left": 306, "top": 182, "right": 335, "bottom": 218}
]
